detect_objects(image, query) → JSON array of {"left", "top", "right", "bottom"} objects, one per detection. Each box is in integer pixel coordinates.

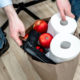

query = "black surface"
[
  {"left": 26, "top": 30, "right": 40, "bottom": 47},
  {"left": 22, "top": 41, "right": 56, "bottom": 64},
  {"left": 0, "top": 37, "right": 9, "bottom": 56},
  {"left": 21, "top": 30, "right": 56, "bottom": 64}
]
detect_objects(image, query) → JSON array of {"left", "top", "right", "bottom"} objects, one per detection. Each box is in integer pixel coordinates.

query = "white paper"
[
  {"left": 47, "top": 13, "right": 77, "bottom": 36},
  {"left": 46, "top": 33, "right": 80, "bottom": 63}
]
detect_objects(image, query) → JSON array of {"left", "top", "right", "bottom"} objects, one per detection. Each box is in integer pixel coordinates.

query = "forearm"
[
  {"left": 3, "top": 5, "right": 25, "bottom": 46},
  {"left": 3, "top": 5, "right": 18, "bottom": 21},
  {"left": 0, "top": 0, "right": 18, "bottom": 21},
  {"left": 0, "top": 0, "right": 25, "bottom": 46}
]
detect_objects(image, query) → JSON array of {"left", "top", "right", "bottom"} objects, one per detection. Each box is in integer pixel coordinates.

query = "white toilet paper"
[
  {"left": 46, "top": 33, "right": 80, "bottom": 63},
  {"left": 47, "top": 13, "right": 77, "bottom": 36}
]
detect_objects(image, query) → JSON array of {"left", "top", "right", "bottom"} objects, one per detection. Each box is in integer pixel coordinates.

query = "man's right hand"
[
  {"left": 56, "top": 0, "right": 75, "bottom": 20},
  {"left": 4, "top": 5, "right": 25, "bottom": 46}
]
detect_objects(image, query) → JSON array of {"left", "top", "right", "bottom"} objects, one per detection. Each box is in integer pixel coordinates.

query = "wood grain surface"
[{"left": 0, "top": 0, "right": 80, "bottom": 80}]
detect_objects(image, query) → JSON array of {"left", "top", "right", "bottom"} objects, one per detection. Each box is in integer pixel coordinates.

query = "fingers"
[
  {"left": 10, "top": 25, "right": 25, "bottom": 46},
  {"left": 14, "top": 27, "right": 25, "bottom": 46},
  {"left": 60, "top": 9, "right": 75, "bottom": 21},
  {"left": 20, "top": 31, "right": 25, "bottom": 37},
  {"left": 70, "top": 13, "right": 75, "bottom": 18},
  {"left": 56, "top": 0, "right": 75, "bottom": 21},
  {"left": 57, "top": 3, "right": 66, "bottom": 21},
  {"left": 60, "top": 9, "right": 66, "bottom": 21},
  {"left": 65, "top": 11, "right": 75, "bottom": 18},
  {"left": 15, "top": 35, "right": 22, "bottom": 46},
  {"left": 19, "top": 25, "right": 25, "bottom": 37},
  {"left": 11, "top": 32, "right": 22, "bottom": 46}
]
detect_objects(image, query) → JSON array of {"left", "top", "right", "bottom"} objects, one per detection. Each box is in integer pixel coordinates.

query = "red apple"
[
  {"left": 39, "top": 33, "right": 53, "bottom": 48},
  {"left": 33, "top": 20, "right": 48, "bottom": 33}
]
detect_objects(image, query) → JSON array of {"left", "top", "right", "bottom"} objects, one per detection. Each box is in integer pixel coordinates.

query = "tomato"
[
  {"left": 33, "top": 20, "right": 48, "bottom": 33},
  {"left": 39, "top": 33, "right": 53, "bottom": 48},
  {"left": 23, "top": 33, "right": 29, "bottom": 40},
  {"left": 36, "top": 46, "right": 40, "bottom": 50},
  {"left": 40, "top": 48, "right": 44, "bottom": 53},
  {"left": 36, "top": 46, "right": 44, "bottom": 53}
]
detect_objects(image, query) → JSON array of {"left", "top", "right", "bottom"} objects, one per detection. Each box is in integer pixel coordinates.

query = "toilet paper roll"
[
  {"left": 47, "top": 13, "right": 77, "bottom": 36},
  {"left": 46, "top": 33, "right": 80, "bottom": 63}
]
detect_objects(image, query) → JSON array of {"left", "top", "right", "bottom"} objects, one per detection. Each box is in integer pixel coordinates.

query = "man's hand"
[
  {"left": 9, "top": 17, "right": 25, "bottom": 46},
  {"left": 4, "top": 5, "right": 25, "bottom": 46},
  {"left": 56, "top": 0, "right": 75, "bottom": 20}
]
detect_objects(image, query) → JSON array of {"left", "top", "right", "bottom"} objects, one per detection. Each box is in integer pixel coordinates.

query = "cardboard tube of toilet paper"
[
  {"left": 46, "top": 33, "right": 80, "bottom": 63},
  {"left": 47, "top": 13, "right": 77, "bottom": 36}
]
